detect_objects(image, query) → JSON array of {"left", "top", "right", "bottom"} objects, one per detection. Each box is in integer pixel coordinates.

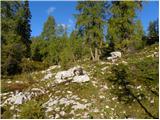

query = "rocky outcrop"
[{"left": 55, "top": 66, "right": 89, "bottom": 83}]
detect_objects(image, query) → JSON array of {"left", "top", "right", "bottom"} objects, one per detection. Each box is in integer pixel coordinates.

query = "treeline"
[{"left": 1, "top": 1, "right": 159, "bottom": 76}]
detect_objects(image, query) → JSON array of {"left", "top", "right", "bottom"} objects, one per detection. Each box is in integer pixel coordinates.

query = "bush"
[
  {"left": 109, "top": 64, "right": 133, "bottom": 103},
  {"left": 1, "top": 43, "right": 26, "bottom": 75},
  {"left": 45, "top": 38, "right": 65, "bottom": 65},
  {"left": 60, "top": 47, "right": 75, "bottom": 69},
  {"left": 20, "top": 58, "right": 49, "bottom": 73},
  {"left": 19, "top": 100, "right": 45, "bottom": 119},
  {"left": 130, "top": 57, "right": 159, "bottom": 86},
  {"left": 31, "top": 37, "right": 49, "bottom": 61}
]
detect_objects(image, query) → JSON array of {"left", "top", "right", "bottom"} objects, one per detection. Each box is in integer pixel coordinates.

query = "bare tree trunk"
[
  {"left": 95, "top": 48, "right": 98, "bottom": 61},
  {"left": 95, "top": 47, "right": 99, "bottom": 61},
  {"left": 90, "top": 47, "right": 95, "bottom": 61}
]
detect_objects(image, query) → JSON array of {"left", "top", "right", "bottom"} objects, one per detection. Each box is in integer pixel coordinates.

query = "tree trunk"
[
  {"left": 94, "top": 47, "right": 100, "bottom": 61},
  {"left": 95, "top": 47, "right": 98, "bottom": 61},
  {"left": 90, "top": 47, "right": 95, "bottom": 61}
]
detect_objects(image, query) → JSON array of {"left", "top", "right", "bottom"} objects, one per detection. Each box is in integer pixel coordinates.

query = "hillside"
[{"left": 1, "top": 44, "right": 159, "bottom": 119}]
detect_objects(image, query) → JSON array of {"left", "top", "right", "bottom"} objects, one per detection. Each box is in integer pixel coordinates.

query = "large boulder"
[{"left": 55, "top": 66, "right": 89, "bottom": 83}]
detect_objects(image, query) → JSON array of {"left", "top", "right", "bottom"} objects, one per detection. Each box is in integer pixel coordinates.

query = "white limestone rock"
[
  {"left": 3, "top": 92, "right": 26, "bottom": 105},
  {"left": 59, "top": 111, "right": 65, "bottom": 116},
  {"left": 43, "top": 72, "right": 53, "bottom": 80},
  {"left": 107, "top": 51, "right": 121, "bottom": 61},
  {"left": 72, "top": 74, "right": 90, "bottom": 83},
  {"left": 55, "top": 66, "right": 90, "bottom": 83}
]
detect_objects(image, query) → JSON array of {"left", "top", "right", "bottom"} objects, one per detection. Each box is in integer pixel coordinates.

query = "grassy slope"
[{"left": 1, "top": 44, "right": 159, "bottom": 119}]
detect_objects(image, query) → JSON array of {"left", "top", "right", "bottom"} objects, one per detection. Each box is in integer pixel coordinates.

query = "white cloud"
[
  {"left": 47, "top": 7, "right": 56, "bottom": 15},
  {"left": 57, "top": 24, "right": 71, "bottom": 29}
]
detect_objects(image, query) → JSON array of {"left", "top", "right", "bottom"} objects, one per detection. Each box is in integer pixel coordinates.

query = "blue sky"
[{"left": 30, "top": 1, "right": 159, "bottom": 37}]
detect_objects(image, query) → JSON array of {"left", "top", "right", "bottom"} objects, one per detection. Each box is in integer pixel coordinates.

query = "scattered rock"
[
  {"left": 99, "top": 95, "right": 105, "bottom": 99},
  {"left": 55, "top": 114, "right": 60, "bottom": 119},
  {"left": 107, "top": 51, "right": 121, "bottom": 62},
  {"left": 70, "top": 110, "right": 75, "bottom": 115},
  {"left": 101, "top": 66, "right": 108, "bottom": 71},
  {"left": 103, "top": 85, "right": 108, "bottom": 90},
  {"left": 72, "top": 74, "right": 90, "bottom": 83},
  {"left": 122, "top": 60, "right": 128, "bottom": 65},
  {"left": 100, "top": 61, "right": 106, "bottom": 65},
  {"left": 150, "top": 99, "right": 154, "bottom": 104},
  {"left": 137, "top": 85, "right": 141, "bottom": 89},
  {"left": 67, "top": 91, "right": 72, "bottom": 94},
  {"left": 7, "top": 81, "right": 12, "bottom": 84},
  {"left": 93, "top": 108, "right": 99, "bottom": 112},
  {"left": 55, "top": 107, "right": 60, "bottom": 112},
  {"left": 46, "top": 106, "right": 53, "bottom": 112},
  {"left": 112, "top": 97, "right": 117, "bottom": 101},
  {"left": 42, "top": 72, "right": 53, "bottom": 80},
  {"left": 59, "top": 111, "right": 65, "bottom": 116},
  {"left": 154, "top": 52, "right": 158, "bottom": 57},
  {"left": 111, "top": 108, "right": 114, "bottom": 111},
  {"left": 3, "top": 92, "right": 26, "bottom": 105},
  {"left": 105, "top": 105, "right": 109, "bottom": 109}
]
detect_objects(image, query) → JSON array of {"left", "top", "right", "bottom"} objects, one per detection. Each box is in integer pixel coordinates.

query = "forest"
[{"left": 1, "top": 1, "right": 159, "bottom": 119}]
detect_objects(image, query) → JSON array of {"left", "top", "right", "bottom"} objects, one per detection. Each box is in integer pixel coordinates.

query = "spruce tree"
[
  {"left": 147, "top": 19, "right": 159, "bottom": 45},
  {"left": 107, "top": 1, "right": 142, "bottom": 51},
  {"left": 1, "top": 1, "right": 26, "bottom": 75},
  {"left": 41, "top": 16, "right": 56, "bottom": 40},
  {"left": 23, "top": 0, "right": 32, "bottom": 56},
  {"left": 148, "top": 19, "right": 159, "bottom": 37},
  {"left": 75, "top": 1, "right": 109, "bottom": 61}
]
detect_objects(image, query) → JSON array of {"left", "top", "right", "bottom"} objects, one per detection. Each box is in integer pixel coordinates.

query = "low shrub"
[
  {"left": 19, "top": 100, "right": 45, "bottom": 119},
  {"left": 20, "top": 58, "right": 49, "bottom": 73}
]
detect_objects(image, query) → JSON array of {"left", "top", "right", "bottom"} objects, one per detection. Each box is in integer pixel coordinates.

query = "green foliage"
[
  {"left": 148, "top": 19, "right": 159, "bottom": 37},
  {"left": 146, "top": 19, "right": 159, "bottom": 45},
  {"left": 69, "top": 31, "right": 85, "bottom": 60},
  {"left": 107, "top": 1, "right": 142, "bottom": 51},
  {"left": 1, "top": 1, "right": 32, "bottom": 75},
  {"left": 46, "top": 38, "right": 66, "bottom": 65},
  {"left": 31, "top": 37, "right": 49, "bottom": 61},
  {"left": 19, "top": 100, "right": 45, "bottom": 119},
  {"left": 41, "top": 16, "right": 56, "bottom": 40},
  {"left": 20, "top": 58, "right": 49, "bottom": 73},
  {"left": 129, "top": 20, "right": 144, "bottom": 50},
  {"left": 75, "top": 1, "right": 108, "bottom": 61},
  {"left": 16, "top": 0, "right": 32, "bottom": 57},
  {"left": 1, "top": 43, "right": 26, "bottom": 75},
  {"left": 130, "top": 57, "right": 159, "bottom": 86},
  {"left": 1, "top": 106, "right": 13, "bottom": 119},
  {"left": 60, "top": 46, "right": 75, "bottom": 69}
]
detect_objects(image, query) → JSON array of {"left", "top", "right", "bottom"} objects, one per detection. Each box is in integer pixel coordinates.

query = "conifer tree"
[
  {"left": 107, "top": 1, "right": 142, "bottom": 51},
  {"left": 148, "top": 19, "right": 159, "bottom": 37},
  {"left": 41, "top": 16, "right": 56, "bottom": 40},
  {"left": 75, "top": 1, "right": 109, "bottom": 61}
]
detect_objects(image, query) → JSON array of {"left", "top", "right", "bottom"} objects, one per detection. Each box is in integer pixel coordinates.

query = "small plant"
[{"left": 19, "top": 100, "right": 45, "bottom": 119}]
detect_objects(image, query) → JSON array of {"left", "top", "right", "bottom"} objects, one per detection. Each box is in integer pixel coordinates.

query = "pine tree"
[
  {"left": 107, "top": 1, "right": 142, "bottom": 51},
  {"left": 23, "top": 0, "right": 32, "bottom": 56},
  {"left": 75, "top": 1, "right": 109, "bottom": 61},
  {"left": 16, "top": 0, "right": 32, "bottom": 57},
  {"left": 147, "top": 19, "right": 159, "bottom": 45},
  {"left": 148, "top": 19, "right": 159, "bottom": 37},
  {"left": 130, "top": 20, "right": 144, "bottom": 50},
  {"left": 41, "top": 16, "right": 56, "bottom": 40},
  {"left": 1, "top": 1, "right": 27, "bottom": 75}
]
